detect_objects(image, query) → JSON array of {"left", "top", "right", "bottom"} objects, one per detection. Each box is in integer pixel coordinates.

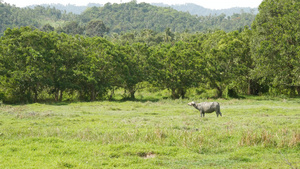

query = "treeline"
[
  {"left": 0, "top": 27, "right": 250, "bottom": 103},
  {"left": 0, "top": 0, "right": 299, "bottom": 103}
]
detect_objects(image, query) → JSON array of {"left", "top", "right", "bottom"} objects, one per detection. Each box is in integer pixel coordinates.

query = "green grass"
[{"left": 0, "top": 98, "right": 299, "bottom": 168}]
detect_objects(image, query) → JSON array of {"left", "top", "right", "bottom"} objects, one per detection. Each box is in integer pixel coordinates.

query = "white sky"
[{"left": 3, "top": 0, "right": 263, "bottom": 9}]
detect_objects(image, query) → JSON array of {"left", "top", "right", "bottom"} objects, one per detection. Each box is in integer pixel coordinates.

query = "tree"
[
  {"left": 163, "top": 27, "right": 174, "bottom": 42},
  {"left": 201, "top": 30, "right": 250, "bottom": 97},
  {"left": 0, "top": 27, "right": 52, "bottom": 103},
  {"left": 48, "top": 33, "right": 84, "bottom": 101},
  {"left": 251, "top": 0, "right": 300, "bottom": 95},
  {"left": 40, "top": 23, "right": 54, "bottom": 32},
  {"left": 74, "top": 36, "right": 115, "bottom": 101},
  {"left": 149, "top": 41, "right": 203, "bottom": 99},
  {"left": 0, "top": 27, "right": 86, "bottom": 103},
  {"left": 85, "top": 20, "right": 109, "bottom": 37},
  {"left": 56, "top": 21, "right": 84, "bottom": 35},
  {"left": 113, "top": 43, "right": 150, "bottom": 99}
]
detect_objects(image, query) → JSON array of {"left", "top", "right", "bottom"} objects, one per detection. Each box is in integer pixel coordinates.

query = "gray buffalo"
[{"left": 188, "top": 101, "right": 222, "bottom": 117}]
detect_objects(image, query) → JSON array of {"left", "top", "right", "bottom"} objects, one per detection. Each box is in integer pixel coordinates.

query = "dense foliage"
[{"left": 0, "top": 0, "right": 299, "bottom": 103}]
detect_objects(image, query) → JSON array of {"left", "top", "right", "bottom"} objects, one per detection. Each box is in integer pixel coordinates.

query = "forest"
[
  {"left": 0, "top": 0, "right": 299, "bottom": 103},
  {"left": 28, "top": 2, "right": 258, "bottom": 16},
  {"left": 0, "top": 0, "right": 255, "bottom": 36},
  {"left": 153, "top": 3, "right": 258, "bottom": 16}
]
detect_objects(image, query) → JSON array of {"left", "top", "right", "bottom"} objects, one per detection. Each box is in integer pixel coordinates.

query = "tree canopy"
[{"left": 251, "top": 0, "right": 300, "bottom": 95}]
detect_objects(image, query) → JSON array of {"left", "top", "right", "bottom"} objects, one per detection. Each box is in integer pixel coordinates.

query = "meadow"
[{"left": 0, "top": 94, "right": 299, "bottom": 168}]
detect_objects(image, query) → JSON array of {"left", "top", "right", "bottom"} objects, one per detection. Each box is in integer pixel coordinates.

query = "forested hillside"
[
  {"left": 153, "top": 3, "right": 258, "bottom": 16},
  {"left": 29, "top": 3, "right": 258, "bottom": 16},
  {"left": 0, "top": 2, "right": 76, "bottom": 36},
  {"left": 27, "top": 3, "right": 103, "bottom": 15},
  {"left": 0, "top": 1, "right": 256, "bottom": 36},
  {"left": 79, "top": 2, "right": 203, "bottom": 33},
  {"left": 0, "top": 0, "right": 299, "bottom": 103},
  {"left": 78, "top": 1, "right": 256, "bottom": 33}
]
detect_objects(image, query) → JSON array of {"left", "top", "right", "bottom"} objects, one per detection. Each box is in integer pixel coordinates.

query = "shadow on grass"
[
  {"left": 1, "top": 97, "right": 164, "bottom": 106},
  {"left": 35, "top": 97, "right": 162, "bottom": 106},
  {"left": 109, "top": 97, "right": 161, "bottom": 103}
]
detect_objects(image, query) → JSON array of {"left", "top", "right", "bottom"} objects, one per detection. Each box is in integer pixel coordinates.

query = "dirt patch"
[{"left": 137, "top": 152, "right": 156, "bottom": 159}]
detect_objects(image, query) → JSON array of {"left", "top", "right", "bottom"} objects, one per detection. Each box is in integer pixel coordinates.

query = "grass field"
[{"left": 0, "top": 97, "right": 299, "bottom": 168}]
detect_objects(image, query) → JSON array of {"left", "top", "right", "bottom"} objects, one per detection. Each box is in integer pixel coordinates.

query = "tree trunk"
[
  {"left": 33, "top": 88, "right": 38, "bottom": 103},
  {"left": 90, "top": 88, "right": 96, "bottom": 101},
  {"left": 109, "top": 88, "right": 115, "bottom": 100},
  {"left": 211, "top": 81, "right": 223, "bottom": 98},
  {"left": 54, "top": 88, "right": 59, "bottom": 102},
  {"left": 179, "top": 88, "right": 186, "bottom": 99},
  {"left": 130, "top": 90, "right": 135, "bottom": 100},
  {"left": 297, "top": 86, "right": 300, "bottom": 96},
  {"left": 248, "top": 79, "right": 251, "bottom": 95},
  {"left": 247, "top": 79, "right": 261, "bottom": 95},
  {"left": 171, "top": 88, "right": 176, "bottom": 99},
  {"left": 129, "top": 86, "right": 136, "bottom": 100},
  {"left": 290, "top": 86, "right": 296, "bottom": 97},
  {"left": 171, "top": 88, "right": 180, "bottom": 99},
  {"left": 216, "top": 86, "right": 223, "bottom": 98},
  {"left": 59, "top": 90, "right": 63, "bottom": 102}
]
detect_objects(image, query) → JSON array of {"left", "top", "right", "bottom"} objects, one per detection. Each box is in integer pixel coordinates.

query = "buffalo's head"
[{"left": 188, "top": 101, "right": 196, "bottom": 106}]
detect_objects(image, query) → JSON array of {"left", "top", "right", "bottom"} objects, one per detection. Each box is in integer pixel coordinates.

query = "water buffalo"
[{"left": 188, "top": 101, "right": 222, "bottom": 117}]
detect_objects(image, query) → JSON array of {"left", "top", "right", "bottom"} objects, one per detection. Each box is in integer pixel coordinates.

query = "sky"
[{"left": 3, "top": 0, "right": 263, "bottom": 9}]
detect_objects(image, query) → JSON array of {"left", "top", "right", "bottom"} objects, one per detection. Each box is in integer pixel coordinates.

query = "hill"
[
  {"left": 79, "top": 1, "right": 203, "bottom": 33},
  {"left": 26, "top": 3, "right": 103, "bottom": 15},
  {"left": 0, "top": 1, "right": 256, "bottom": 35},
  {"left": 78, "top": 1, "right": 256, "bottom": 33},
  {"left": 0, "top": 2, "right": 75, "bottom": 36},
  {"left": 153, "top": 3, "right": 258, "bottom": 16},
  {"left": 27, "top": 2, "right": 258, "bottom": 16}
]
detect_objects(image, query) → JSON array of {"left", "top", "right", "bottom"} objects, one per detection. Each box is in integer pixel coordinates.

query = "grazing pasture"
[{"left": 0, "top": 98, "right": 299, "bottom": 168}]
